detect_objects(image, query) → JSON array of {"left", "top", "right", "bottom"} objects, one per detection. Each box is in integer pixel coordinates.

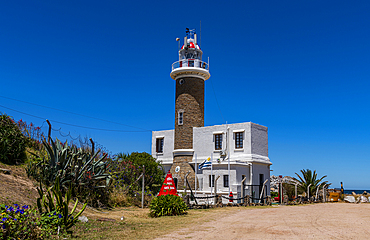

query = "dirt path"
[{"left": 156, "top": 203, "right": 370, "bottom": 239}]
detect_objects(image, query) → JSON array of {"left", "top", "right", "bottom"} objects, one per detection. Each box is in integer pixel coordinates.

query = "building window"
[
  {"left": 214, "top": 134, "right": 222, "bottom": 150},
  {"left": 223, "top": 175, "right": 229, "bottom": 187},
  {"left": 209, "top": 175, "right": 215, "bottom": 187},
  {"left": 156, "top": 138, "right": 164, "bottom": 153},
  {"left": 235, "top": 132, "right": 243, "bottom": 149},
  {"left": 178, "top": 111, "right": 184, "bottom": 125}
]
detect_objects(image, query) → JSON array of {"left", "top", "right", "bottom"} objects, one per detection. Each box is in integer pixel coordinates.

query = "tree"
[
  {"left": 294, "top": 169, "right": 328, "bottom": 197},
  {"left": 114, "top": 152, "right": 165, "bottom": 195},
  {"left": 0, "top": 114, "right": 30, "bottom": 164}
]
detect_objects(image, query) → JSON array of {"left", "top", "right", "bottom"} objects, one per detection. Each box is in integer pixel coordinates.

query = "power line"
[
  {"left": 0, "top": 104, "right": 149, "bottom": 132},
  {"left": 0, "top": 95, "right": 150, "bottom": 131}
]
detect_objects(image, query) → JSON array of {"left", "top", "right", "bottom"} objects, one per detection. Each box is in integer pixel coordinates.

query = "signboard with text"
[{"left": 158, "top": 171, "right": 178, "bottom": 196}]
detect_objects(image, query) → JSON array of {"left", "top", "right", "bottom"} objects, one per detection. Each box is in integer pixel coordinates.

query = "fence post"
[
  {"left": 89, "top": 138, "right": 95, "bottom": 156},
  {"left": 142, "top": 165, "right": 145, "bottom": 209},
  {"left": 214, "top": 176, "right": 220, "bottom": 206},
  {"left": 46, "top": 119, "right": 51, "bottom": 144},
  {"left": 241, "top": 177, "right": 246, "bottom": 205}
]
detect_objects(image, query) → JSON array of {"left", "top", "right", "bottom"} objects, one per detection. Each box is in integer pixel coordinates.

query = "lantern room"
[{"left": 170, "top": 28, "right": 210, "bottom": 81}]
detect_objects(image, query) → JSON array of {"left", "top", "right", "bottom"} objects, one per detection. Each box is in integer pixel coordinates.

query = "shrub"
[
  {"left": 149, "top": 195, "right": 188, "bottom": 217},
  {"left": 0, "top": 114, "right": 30, "bottom": 164},
  {"left": 271, "top": 191, "right": 278, "bottom": 198},
  {"left": 109, "top": 152, "right": 164, "bottom": 207}
]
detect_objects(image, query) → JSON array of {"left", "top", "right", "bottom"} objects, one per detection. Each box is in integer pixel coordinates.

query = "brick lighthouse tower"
[{"left": 169, "top": 29, "right": 210, "bottom": 189}]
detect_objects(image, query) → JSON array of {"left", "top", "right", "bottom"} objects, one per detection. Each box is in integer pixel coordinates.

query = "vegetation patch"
[{"left": 149, "top": 195, "right": 188, "bottom": 217}]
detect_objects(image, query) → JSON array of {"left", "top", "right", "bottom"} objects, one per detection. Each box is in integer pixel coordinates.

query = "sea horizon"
[{"left": 342, "top": 190, "right": 370, "bottom": 194}]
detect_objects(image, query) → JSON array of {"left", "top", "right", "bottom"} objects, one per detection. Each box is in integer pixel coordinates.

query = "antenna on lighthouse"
[
  {"left": 200, "top": 20, "right": 201, "bottom": 48},
  {"left": 176, "top": 37, "right": 180, "bottom": 51}
]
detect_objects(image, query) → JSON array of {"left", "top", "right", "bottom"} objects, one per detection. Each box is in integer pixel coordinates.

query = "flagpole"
[
  {"left": 228, "top": 151, "right": 230, "bottom": 195},
  {"left": 195, "top": 153, "right": 197, "bottom": 196},
  {"left": 211, "top": 153, "right": 213, "bottom": 197}
]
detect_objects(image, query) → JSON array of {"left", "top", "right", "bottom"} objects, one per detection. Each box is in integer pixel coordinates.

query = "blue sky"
[{"left": 1, "top": 1, "right": 370, "bottom": 189}]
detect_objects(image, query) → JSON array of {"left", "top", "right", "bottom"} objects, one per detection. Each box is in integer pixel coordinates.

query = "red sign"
[{"left": 158, "top": 171, "right": 178, "bottom": 196}]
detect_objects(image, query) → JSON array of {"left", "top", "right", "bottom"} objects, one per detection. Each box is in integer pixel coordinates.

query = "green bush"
[
  {"left": 271, "top": 191, "right": 278, "bottom": 198},
  {"left": 0, "top": 114, "right": 30, "bottom": 164},
  {"left": 36, "top": 177, "right": 87, "bottom": 230},
  {"left": 149, "top": 195, "right": 188, "bottom": 218}
]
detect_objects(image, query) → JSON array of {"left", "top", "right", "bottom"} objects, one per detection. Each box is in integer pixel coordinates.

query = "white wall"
[
  {"left": 151, "top": 129, "right": 174, "bottom": 166},
  {"left": 152, "top": 122, "right": 272, "bottom": 197},
  {"left": 193, "top": 122, "right": 270, "bottom": 164},
  {"left": 251, "top": 123, "right": 268, "bottom": 157},
  {"left": 251, "top": 162, "right": 271, "bottom": 196}
]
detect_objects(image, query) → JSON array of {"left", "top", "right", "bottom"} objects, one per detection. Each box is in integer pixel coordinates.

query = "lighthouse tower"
[{"left": 169, "top": 29, "right": 210, "bottom": 189}]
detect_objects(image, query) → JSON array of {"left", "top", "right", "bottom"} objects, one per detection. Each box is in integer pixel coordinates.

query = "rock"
[
  {"left": 0, "top": 168, "right": 11, "bottom": 174},
  {"left": 78, "top": 215, "right": 88, "bottom": 223},
  {"left": 344, "top": 196, "right": 356, "bottom": 203},
  {"left": 120, "top": 216, "right": 125, "bottom": 221},
  {"left": 359, "top": 196, "right": 368, "bottom": 203}
]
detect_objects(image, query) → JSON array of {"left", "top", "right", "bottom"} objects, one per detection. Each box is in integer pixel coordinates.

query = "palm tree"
[{"left": 294, "top": 169, "right": 328, "bottom": 197}]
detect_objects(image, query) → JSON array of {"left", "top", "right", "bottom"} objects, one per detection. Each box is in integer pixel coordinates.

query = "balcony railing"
[{"left": 172, "top": 59, "right": 209, "bottom": 71}]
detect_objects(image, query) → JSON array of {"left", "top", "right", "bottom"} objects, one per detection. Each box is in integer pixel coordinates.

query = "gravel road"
[{"left": 156, "top": 203, "right": 370, "bottom": 239}]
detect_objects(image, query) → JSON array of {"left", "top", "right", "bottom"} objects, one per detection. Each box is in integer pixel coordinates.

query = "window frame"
[
  {"left": 209, "top": 175, "right": 215, "bottom": 187},
  {"left": 223, "top": 175, "right": 229, "bottom": 187},
  {"left": 156, "top": 138, "right": 164, "bottom": 153},
  {"left": 178, "top": 110, "right": 184, "bottom": 125},
  {"left": 214, "top": 134, "right": 222, "bottom": 150},
  {"left": 234, "top": 131, "right": 243, "bottom": 149}
]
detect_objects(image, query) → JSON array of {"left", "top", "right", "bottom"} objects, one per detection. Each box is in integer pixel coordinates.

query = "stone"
[
  {"left": 344, "top": 196, "right": 355, "bottom": 203},
  {"left": 359, "top": 196, "right": 368, "bottom": 203},
  {"left": 78, "top": 215, "right": 88, "bottom": 223}
]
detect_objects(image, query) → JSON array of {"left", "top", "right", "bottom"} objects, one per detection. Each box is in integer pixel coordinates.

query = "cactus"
[{"left": 34, "top": 138, "right": 111, "bottom": 196}]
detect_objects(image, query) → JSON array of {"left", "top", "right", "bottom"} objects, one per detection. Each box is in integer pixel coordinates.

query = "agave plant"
[
  {"left": 33, "top": 138, "right": 111, "bottom": 195},
  {"left": 37, "top": 176, "right": 87, "bottom": 230}
]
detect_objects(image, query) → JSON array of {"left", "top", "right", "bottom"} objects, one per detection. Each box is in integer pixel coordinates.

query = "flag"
[{"left": 198, "top": 157, "right": 212, "bottom": 170}]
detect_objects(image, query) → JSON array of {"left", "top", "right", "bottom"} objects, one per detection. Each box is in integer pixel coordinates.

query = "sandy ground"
[{"left": 156, "top": 203, "right": 370, "bottom": 240}]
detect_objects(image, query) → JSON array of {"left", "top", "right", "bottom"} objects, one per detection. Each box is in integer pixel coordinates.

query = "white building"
[{"left": 151, "top": 29, "right": 272, "bottom": 203}]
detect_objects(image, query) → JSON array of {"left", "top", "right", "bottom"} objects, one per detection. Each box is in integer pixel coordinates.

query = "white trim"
[
  {"left": 155, "top": 136, "right": 165, "bottom": 139},
  {"left": 213, "top": 131, "right": 224, "bottom": 135},
  {"left": 233, "top": 129, "right": 245, "bottom": 133},
  {"left": 170, "top": 67, "right": 210, "bottom": 80},
  {"left": 173, "top": 149, "right": 194, "bottom": 156}
]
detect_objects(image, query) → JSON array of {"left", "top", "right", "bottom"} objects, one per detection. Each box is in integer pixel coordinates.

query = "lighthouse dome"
[{"left": 181, "top": 39, "right": 201, "bottom": 50}]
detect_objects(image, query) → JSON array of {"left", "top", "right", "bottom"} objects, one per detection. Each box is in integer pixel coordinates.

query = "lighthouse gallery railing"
[{"left": 172, "top": 60, "right": 209, "bottom": 71}]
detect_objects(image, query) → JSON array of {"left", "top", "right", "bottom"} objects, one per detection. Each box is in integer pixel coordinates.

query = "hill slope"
[{"left": 0, "top": 163, "right": 39, "bottom": 206}]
